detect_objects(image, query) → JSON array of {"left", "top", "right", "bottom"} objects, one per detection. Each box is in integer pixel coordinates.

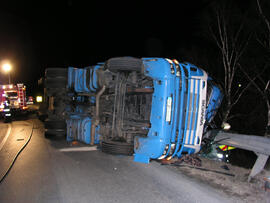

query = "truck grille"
[{"left": 183, "top": 78, "right": 200, "bottom": 145}]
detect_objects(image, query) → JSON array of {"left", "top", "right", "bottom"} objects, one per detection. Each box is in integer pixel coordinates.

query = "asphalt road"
[{"left": 0, "top": 118, "right": 235, "bottom": 203}]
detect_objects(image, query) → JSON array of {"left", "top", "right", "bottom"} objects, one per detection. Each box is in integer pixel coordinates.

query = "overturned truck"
[{"left": 44, "top": 57, "right": 223, "bottom": 163}]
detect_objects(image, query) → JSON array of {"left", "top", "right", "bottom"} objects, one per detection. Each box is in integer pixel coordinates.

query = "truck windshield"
[{"left": 7, "top": 92, "right": 18, "bottom": 97}]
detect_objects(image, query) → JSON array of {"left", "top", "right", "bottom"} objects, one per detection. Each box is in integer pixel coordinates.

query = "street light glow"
[
  {"left": 1, "top": 61, "right": 12, "bottom": 84},
  {"left": 2, "top": 63, "right": 12, "bottom": 72}
]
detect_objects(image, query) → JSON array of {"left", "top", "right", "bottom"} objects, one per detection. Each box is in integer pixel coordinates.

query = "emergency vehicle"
[{"left": 0, "top": 83, "right": 27, "bottom": 121}]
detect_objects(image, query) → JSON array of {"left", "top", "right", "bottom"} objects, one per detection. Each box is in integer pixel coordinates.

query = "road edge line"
[{"left": 0, "top": 123, "right": 12, "bottom": 152}]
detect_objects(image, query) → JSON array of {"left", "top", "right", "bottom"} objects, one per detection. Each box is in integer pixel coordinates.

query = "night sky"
[
  {"left": 0, "top": 0, "right": 264, "bottom": 94},
  {"left": 0, "top": 0, "right": 212, "bottom": 94}
]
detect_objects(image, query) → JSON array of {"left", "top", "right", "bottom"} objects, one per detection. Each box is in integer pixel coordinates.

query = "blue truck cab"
[
  {"left": 44, "top": 57, "right": 223, "bottom": 164},
  {"left": 134, "top": 58, "right": 212, "bottom": 163}
]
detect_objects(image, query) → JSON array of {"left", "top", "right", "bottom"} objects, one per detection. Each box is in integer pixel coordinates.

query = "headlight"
[
  {"left": 217, "top": 153, "right": 224, "bottom": 159},
  {"left": 222, "top": 122, "right": 231, "bottom": 130}
]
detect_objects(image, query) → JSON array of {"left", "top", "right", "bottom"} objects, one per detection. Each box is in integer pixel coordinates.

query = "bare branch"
[
  {"left": 230, "top": 80, "right": 253, "bottom": 108},
  {"left": 227, "top": 113, "right": 245, "bottom": 121},
  {"left": 256, "top": 0, "right": 270, "bottom": 48},
  {"left": 239, "top": 64, "right": 268, "bottom": 97},
  {"left": 209, "top": 25, "right": 222, "bottom": 50},
  {"left": 265, "top": 80, "right": 270, "bottom": 92},
  {"left": 256, "top": 34, "right": 266, "bottom": 47},
  {"left": 230, "top": 64, "right": 264, "bottom": 108},
  {"left": 209, "top": 4, "right": 252, "bottom": 123},
  {"left": 258, "top": 74, "right": 268, "bottom": 87},
  {"left": 257, "top": 0, "right": 270, "bottom": 33}
]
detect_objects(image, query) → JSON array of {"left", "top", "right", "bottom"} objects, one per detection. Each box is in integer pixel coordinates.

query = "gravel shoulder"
[{"left": 165, "top": 155, "right": 270, "bottom": 203}]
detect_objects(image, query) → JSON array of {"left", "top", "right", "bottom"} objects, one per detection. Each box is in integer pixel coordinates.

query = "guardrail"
[{"left": 212, "top": 130, "right": 270, "bottom": 182}]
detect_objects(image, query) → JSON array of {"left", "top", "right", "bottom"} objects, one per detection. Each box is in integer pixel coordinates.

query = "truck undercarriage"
[{"left": 99, "top": 71, "right": 153, "bottom": 154}]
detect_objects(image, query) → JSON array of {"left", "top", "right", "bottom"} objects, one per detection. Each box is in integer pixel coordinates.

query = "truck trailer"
[{"left": 44, "top": 57, "right": 223, "bottom": 163}]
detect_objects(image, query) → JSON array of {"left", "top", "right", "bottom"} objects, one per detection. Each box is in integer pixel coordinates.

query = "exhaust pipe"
[{"left": 90, "top": 86, "right": 106, "bottom": 145}]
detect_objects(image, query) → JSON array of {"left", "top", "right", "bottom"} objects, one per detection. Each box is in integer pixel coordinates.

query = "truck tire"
[
  {"left": 44, "top": 119, "right": 66, "bottom": 138},
  {"left": 45, "top": 68, "right": 68, "bottom": 78},
  {"left": 44, "top": 120, "right": 66, "bottom": 139},
  {"left": 105, "top": 57, "right": 143, "bottom": 72},
  {"left": 45, "top": 78, "right": 67, "bottom": 89},
  {"left": 101, "top": 140, "right": 134, "bottom": 155},
  {"left": 44, "top": 119, "right": 66, "bottom": 129},
  {"left": 45, "top": 130, "right": 66, "bottom": 139},
  {"left": 38, "top": 114, "right": 47, "bottom": 122}
]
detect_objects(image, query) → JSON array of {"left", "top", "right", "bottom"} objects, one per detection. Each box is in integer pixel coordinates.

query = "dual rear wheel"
[{"left": 44, "top": 68, "right": 68, "bottom": 139}]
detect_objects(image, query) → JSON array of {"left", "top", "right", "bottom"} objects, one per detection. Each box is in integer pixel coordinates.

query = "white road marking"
[
  {"left": 0, "top": 124, "right": 12, "bottom": 152},
  {"left": 59, "top": 146, "right": 98, "bottom": 152}
]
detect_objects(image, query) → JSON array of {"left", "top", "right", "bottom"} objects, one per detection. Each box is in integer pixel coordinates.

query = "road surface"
[{"left": 0, "top": 118, "right": 236, "bottom": 203}]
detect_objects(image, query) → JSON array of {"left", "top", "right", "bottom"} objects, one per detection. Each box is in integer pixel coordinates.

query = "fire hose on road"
[{"left": 0, "top": 121, "right": 34, "bottom": 184}]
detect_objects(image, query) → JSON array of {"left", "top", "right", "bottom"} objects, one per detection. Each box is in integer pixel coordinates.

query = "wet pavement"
[{"left": 0, "top": 118, "right": 235, "bottom": 203}]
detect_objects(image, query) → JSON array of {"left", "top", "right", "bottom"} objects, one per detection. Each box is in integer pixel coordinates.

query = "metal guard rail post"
[{"left": 212, "top": 130, "right": 270, "bottom": 182}]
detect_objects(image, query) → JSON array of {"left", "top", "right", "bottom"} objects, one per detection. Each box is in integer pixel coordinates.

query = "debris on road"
[
  {"left": 175, "top": 154, "right": 202, "bottom": 167},
  {"left": 221, "top": 165, "right": 230, "bottom": 171},
  {"left": 161, "top": 154, "right": 234, "bottom": 177},
  {"left": 160, "top": 154, "right": 202, "bottom": 167},
  {"left": 71, "top": 141, "right": 79, "bottom": 146}
]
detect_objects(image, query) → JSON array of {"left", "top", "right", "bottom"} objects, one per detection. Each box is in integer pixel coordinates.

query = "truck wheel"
[
  {"left": 45, "top": 68, "right": 68, "bottom": 78},
  {"left": 101, "top": 140, "right": 134, "bottom": 155},
  {"left": 45, "top": 78, "right": 67, "bottom": 89},
  {"left": 44, "top": 119, "right": 66, "bottom": 139},
  {"left": 105, "top": 57, "right": 143, "bottom": 72},
  {"left": 45, "top": 130, "right": 66, "bottom": 139},
  {"left": 38, "top": 114, "right": 47, "bottom": 122},
  {"left": 44, "top": 119, "right": 66, "bottom": 129}
]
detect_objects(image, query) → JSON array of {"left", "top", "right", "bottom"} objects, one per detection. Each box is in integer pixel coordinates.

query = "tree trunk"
[{"left": 222, "top": 106, "right": 231, "bottom": 124}]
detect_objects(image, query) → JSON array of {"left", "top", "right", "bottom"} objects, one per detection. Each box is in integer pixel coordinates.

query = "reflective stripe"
[
  {"left": 166, "top": 97, "right": 172, "bottom": 122},
  {"left": 219, "top": 145, "right": 236, "bottom": 151}
]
